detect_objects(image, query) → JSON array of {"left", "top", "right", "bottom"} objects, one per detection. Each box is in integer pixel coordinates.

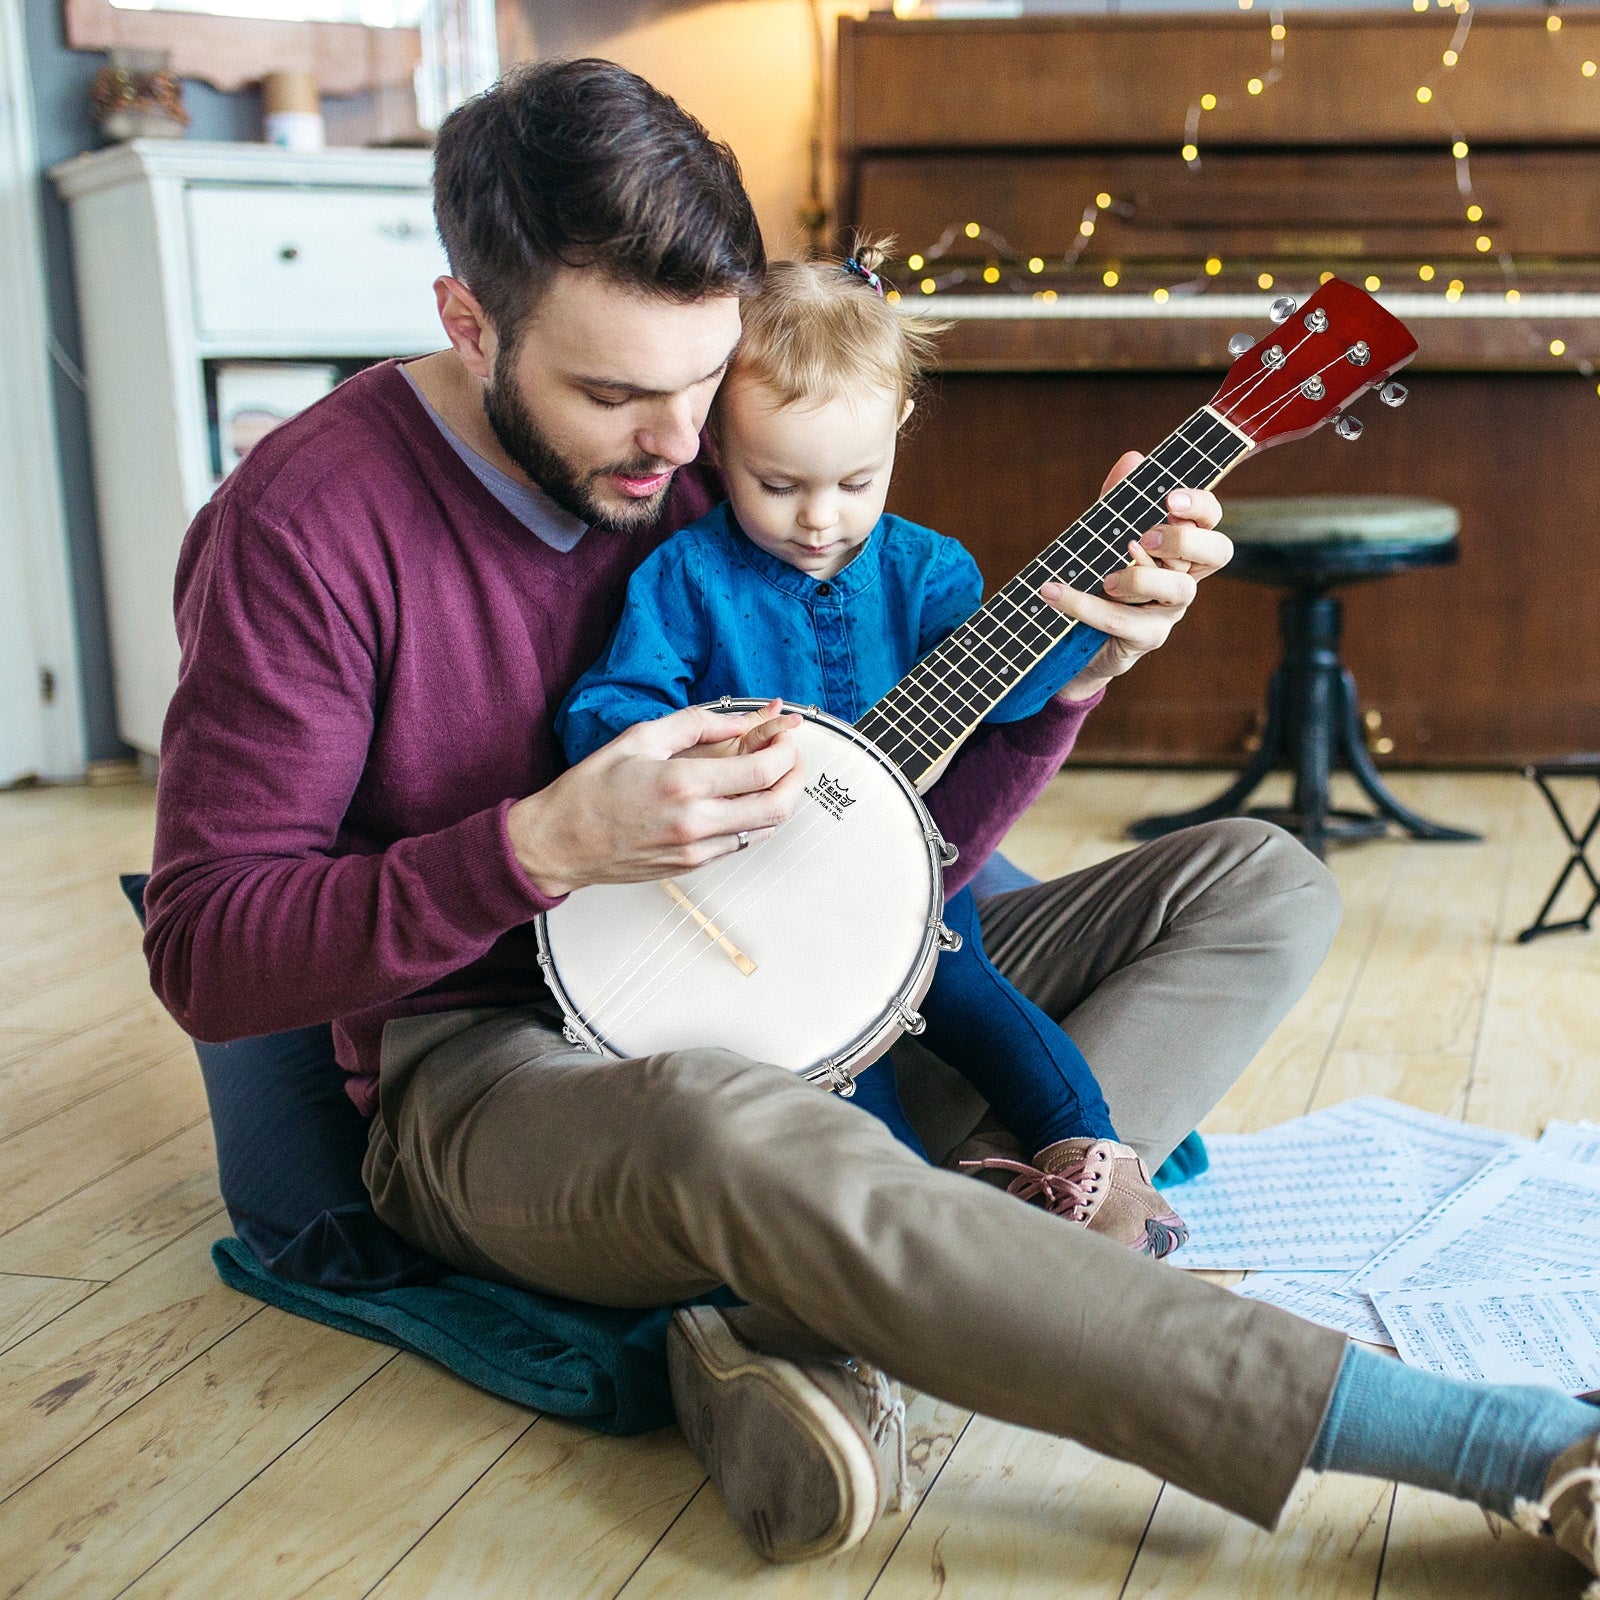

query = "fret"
[{"left": 861, "top": 407, "right": 1252, "bottom": 788}]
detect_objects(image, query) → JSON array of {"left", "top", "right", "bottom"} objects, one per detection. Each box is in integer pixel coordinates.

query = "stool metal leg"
[
  {"left": 1333, "top": 668, "right": 1480, "bottom": 845},
  {"left": 1516, "top": 772, "right": 1600, "bottom": 943}
]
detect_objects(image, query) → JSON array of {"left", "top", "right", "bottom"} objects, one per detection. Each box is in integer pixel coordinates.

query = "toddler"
[{"left": 556, "top": 244, "right": 1186, "bottom": 1258}]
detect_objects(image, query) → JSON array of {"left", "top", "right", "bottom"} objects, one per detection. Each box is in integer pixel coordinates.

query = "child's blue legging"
[{"left": 846, "top": 886, "right": 1116, "bottom": 1160}]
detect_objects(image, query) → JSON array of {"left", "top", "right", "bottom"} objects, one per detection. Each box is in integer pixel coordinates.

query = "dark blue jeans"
[{"left": 848, "top": 886, "right": 1116, "bottom": 1162}]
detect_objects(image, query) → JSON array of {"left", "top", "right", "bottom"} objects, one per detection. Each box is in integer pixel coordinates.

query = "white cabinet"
[{"left": 51, "top": 142, "right": 449, "bottom": 755}]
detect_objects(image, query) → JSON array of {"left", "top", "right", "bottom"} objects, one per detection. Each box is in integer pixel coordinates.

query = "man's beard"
[{"left": 483, "top": 351, "right": 675, "bottom": 533}]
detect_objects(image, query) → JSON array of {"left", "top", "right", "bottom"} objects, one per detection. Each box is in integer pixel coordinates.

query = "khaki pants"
[{"left": 364, "top": 818, "right": 1348, "bottom": 1528}]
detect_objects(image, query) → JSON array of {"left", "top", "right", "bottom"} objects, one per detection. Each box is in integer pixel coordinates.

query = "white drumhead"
[{"left": 541, "top": 709, "right": 939, "bottom": 1071}]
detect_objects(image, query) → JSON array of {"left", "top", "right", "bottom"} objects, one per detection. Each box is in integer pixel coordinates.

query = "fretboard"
[{"left": 856, "top": 406, "right": 1253, "bottom": 787}]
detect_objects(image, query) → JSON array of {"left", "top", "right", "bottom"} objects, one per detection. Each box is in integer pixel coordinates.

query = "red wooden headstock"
[{"left": 1210, "top": 277, "right": 1418, "bottom": 450}]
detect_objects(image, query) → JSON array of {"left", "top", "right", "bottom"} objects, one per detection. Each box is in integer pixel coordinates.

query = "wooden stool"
[
  {"left": 1517, "top": 756, "right": 1600, "bottom": 943},
  {"left": 1128, "top": 495, "right": 1480, "bottom": 859}
]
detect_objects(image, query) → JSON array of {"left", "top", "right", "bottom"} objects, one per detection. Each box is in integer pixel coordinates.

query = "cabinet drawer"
[{"left": 186, "top": 184, "right": 449, "bottom": 342}]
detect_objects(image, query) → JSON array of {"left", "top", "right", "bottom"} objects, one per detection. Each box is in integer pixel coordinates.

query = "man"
[{"left": 142, "top": 60, "right": 1600, "bottom": 1580}]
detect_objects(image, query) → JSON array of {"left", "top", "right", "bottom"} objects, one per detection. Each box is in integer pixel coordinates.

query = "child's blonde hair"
[{"left": 717, "top": 238, "right": 944, "bottom": 423}]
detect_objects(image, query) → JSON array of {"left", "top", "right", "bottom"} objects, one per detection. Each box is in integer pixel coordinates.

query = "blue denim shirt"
[{"left": 557, "top": 501, "right": 1106, "bottom": 762}]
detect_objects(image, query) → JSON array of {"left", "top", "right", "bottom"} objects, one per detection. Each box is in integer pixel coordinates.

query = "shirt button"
[{"left": 817, "top": 583, "right": 833, "bottom": 597}]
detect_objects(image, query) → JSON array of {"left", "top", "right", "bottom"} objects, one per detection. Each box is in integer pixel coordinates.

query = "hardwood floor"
[{"left": 0, "top": 773, "right": 1596, "bottom": 1599}]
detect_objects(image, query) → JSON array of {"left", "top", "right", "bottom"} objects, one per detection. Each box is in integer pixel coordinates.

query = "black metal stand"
[
  {"left": 1129, "top": 590, "right": 1481, "bottom": 860},
  {"left": 1517, "top": 759, "right": 1600, "bottom": 944}
]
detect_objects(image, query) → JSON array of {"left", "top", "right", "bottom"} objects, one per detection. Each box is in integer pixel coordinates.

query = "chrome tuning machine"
[
  {"left": 1304, "top": 308, "right": 1329, "bottom": 333},
  {"left": 1345, "top": 341, "right": 1371, "bottom": 367},
  {"left": 1334, "top": 415, "right": 1364, "bottom": 441},
  {"left": 1269, "top": 296, "right": 1298, "bottom": 324},
  {"left": 1227, "top": 332, "right": 1255, "bottom": 358},
  {"left": 1380, "top": 381, "right": 1408, "bottom": 407}
]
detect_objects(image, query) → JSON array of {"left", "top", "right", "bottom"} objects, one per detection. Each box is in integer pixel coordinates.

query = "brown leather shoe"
[
  {"left": 667, "top": 1305, "right": 913, "bottom": 1564},
  {"left": 960, "top": 1136, "right": 1188, "bottom": 1259},
  {"left": 1512, "top": 1429, "right": 1600, "bottom": 1592}
]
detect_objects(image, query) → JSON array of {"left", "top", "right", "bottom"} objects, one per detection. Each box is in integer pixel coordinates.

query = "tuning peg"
[
  {"left": 1380, "top": 381, "right": 1408, "bottom": 407},
  {"left": 1304, "top": 308, "right": 1328, "bottom": 333},
  {"left": 1227, "top": 332, "right": 1255, "bottom": 358},
  {"left": 1270, "top": 296, "right": 1298, "bottom": 324},
  {"left": 1334, "top": 415, "right": 1364, "bottom": 441}
]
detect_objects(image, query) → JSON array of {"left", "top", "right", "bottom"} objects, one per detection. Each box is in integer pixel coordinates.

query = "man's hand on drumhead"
[
  {"left": 507, "top": 701, "right": 805, "bottom": 897},
  {"left": 1040, "top": 451, "right": 1233, "bottom": 700}
]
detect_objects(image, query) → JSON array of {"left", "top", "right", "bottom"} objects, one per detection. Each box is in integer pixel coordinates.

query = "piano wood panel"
[
  {"left": 887, "top": 371, "right": 1600, "bottom": 767},
  {"left": 839, "top": 12, "right": 1600, "bottom": 157}
]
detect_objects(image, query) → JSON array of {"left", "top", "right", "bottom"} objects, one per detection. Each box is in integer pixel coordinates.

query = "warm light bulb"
[
  {"left": 1413, "top": 0, "right": 1428, "bottom": 11},
  {"left": 1205, "top": 256, "right": 1223, "bottom": 276},
  {"left": 1271, "top": 23, "right": 1286, "bottom": 41},
  {"left": 1079, "top": 220, "right": 1096, "bottom": 238},
  {"left": 891, "top": 0, "right": 917, "bottom": 16},
  {"left": 1505, "top": 288, "right": 1521, "bottom": 303},
  {"left": 885, "top": 288, "right": 900, "bottom": 304},
  {"left": 1027, "top": 256, "right": 1044, "bottom": 274},
  {"left": 1585, "top": 61, "right": 1598, "bottom": 78},
  {"left": 1258, "top": 272, "right": 1274, "bottom": 289},
  {"left": 1102, "top": 268, "right": 1120, "bottom": 287},
  {"left": 983, "top": 265, "right": 1000, "bottom": 284},
  {"left": 907, "top": 253, "right": 924, "bottom": 271},
  {"left": 1042, "top": 289, "right": 1058, "bottom": 303},
  {"left": 1446, "top": 279, "right": 1464, "bottom": 301},
  {"left": 1365, "top": 274, "right": 1382, "bottom": 291},
  {"left": 1238, "top": 0, "right": 1253, "bottom": 9},
  {"left": 964, "top": 221, "right": 980, "bottom": 239},
  {"left": 1452, "top": 140, "right": 1469, "bottom": 158},
  {"left": 1319, "top": 270, "right": 1335, "bottom": 284},
  {"left": 1095, "top": 192, "right": 1112, "bottom": 209},
  {"left": 1466, "top": 203, "right": 1483, "bottom": 222},
  {"left": 1416, "top": 86, "right": 1434, "bottom": 104},
  {"left": 1548, "top": 14, "right": 1562, "bottom": 32},
  {"left": 920, "top": 278, "right": 936, "bottom": 295},
  {"left": 1551, "top": 338, "right": 1567, "bottom": 356},
  {"left": 1443, "top": 49, "right": 1459, "bottom": 66},
  {"left": 1247, "top": 78, "right": 1264, "bottom": 96},
  {"left": 1181, "top": 144, "right": 1199, "bottom": 162},
  {"left": 1153, "top": 287, "right": 1170, "bottom": 303},
  {"left": 1418, "top": 263, "right": 1436, "bottom": 281},
  {"left": 1200, "top": 93, "right": 1217, "bottom": 111},
  {"left": 1476, "top": 234, "right": 1492, "bottom": 252}
]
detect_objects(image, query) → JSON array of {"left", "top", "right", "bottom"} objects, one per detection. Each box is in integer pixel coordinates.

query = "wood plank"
[
  {"left": 1377, "top": 1488, "right": 1582, "bottom": 1599},
  {"left": 1124, "top": 1472, "right": 1390, "bottom": 1600},
  {"left": 868, "top": 1413, "right": 1158, "bottom": 1600},
  {"left": 0, "top": 1314, "right": 395, "bottom": 1600},
  {"left": 0, "top": 1052, "right": 208, "bottom": 1236},
  {"left": 1308, "top": 1052, "right": 1472, "bottom": 1121},
  {"left": 0, "top": 948, "right": 169, "bottom": 1038},
  {"left": 0, "top": 1222, "right": 254, "bottom": 1501},
  {"left": 115, "top": 1354, "right": 528, "bottom": 1600},
  {"left": 368, "top": 1418, "right": 704, "bottom": 1600},
  {"left": 0, "top": 1274, "right": 99, "bottom": 1357},
  {"left": 621, "top": 1393, "right": 968, "bottom": 1600},
  {"left": 0, "top": 1123, "right": 222, "bottom": 1282},
  {"left": 0, "top": 1010, "right": 191, "bottom": 1145}
]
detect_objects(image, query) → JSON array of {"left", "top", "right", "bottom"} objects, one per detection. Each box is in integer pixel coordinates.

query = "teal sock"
[{"left": 1309, "top": 1343, "right": 1598, "bottom": 1516}]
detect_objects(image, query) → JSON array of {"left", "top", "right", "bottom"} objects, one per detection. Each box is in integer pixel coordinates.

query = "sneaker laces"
[
  {"left": 1512, "top": 1447, "right": 1600, "bottom": 1599},
  {"left": 847, "top": 1360, "right": 913, "bottom": 1512},
  {"left": 958, "top": 1149, "right": 1109, "bottom": 1221}
]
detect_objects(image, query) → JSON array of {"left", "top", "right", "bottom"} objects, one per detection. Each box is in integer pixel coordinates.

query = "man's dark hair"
[{"left": 433, "top": 59, "right": 766, "bottom": 344}]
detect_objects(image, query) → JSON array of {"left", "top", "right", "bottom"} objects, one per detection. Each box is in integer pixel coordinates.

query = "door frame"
[{"left": 0, "top": 0, "right": 86, "bottom": 783}]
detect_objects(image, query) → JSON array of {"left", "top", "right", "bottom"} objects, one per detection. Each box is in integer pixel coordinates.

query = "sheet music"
[
  {"left": 1312, "top": 1098, "right": 1531, "bottom": 1207},
  {"left": 1371, "top": 1281, "right": 1600, "bottom": 1390},
  {"left": 1233, "top": 1271, "right": 1394, "bottom": 1347},
  {"left": 1348, "top": 1153, "right": 1600, "bottom": 1294},
  {"left": 1538, "top": 1120, "right": 1600, "bottom": 1165},
  {"left": 1170, "top": 1124, "right": 1424, "bottom": 1270}
]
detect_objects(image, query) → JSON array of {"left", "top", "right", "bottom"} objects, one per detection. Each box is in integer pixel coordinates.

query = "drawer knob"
[{"left": 279, "top": 245, "right": 300, "bottom": 262}]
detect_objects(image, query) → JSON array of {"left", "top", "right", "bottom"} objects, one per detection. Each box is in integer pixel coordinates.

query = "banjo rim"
[{"left": 533, "top": 699, "right": 950, "bottom": 1085}]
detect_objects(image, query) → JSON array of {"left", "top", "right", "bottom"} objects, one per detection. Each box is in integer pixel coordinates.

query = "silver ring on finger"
[{"left": 736, "top": 830, "right": 750, "bottom": 851}]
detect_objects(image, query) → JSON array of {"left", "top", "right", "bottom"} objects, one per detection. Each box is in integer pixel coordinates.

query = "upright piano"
[{"left": 839, "top": 9, "right": 1600, "bottom": 764}]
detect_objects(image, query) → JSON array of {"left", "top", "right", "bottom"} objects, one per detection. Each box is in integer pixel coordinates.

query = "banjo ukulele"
[{"left": 536, "top": 277, "right": 1418, "bottom": 1090}]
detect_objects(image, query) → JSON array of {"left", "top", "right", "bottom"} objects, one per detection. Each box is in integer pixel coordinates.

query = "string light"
[
  {"left": 983, "top": 264, "right": 1000, "bottom": 283},
  {"left": 1079, "top": 219, "right": 1095, "bottom": 238},
  {"left": 1247, "top": 77, "right": 1265, "bottom": 95},
  {"left": 1466, "top": 204, "right": 1483, "bottom": 222},
  {"left": 1205, "top": 256, "right": 1223, "bottom": 276},
  {"left": 1200, "top": 93, "right": 1217, "bottom": 111},
  {"left": 1547, "top": 13, "right": 1562, "bottom": 32},
  {"left": 1181, "top": 143, "right": 1199, "bottom": 162},
  {"left": 1095, "top": 192, "right": 1112, "bottom": 208},
  {"left": 1452, "top": 139, "right": 1469, "bottom": 157},
  {"left": 1506, "top": 288, "right": 1521, "bottom": 303},
  {"left": 1319, "top": 270, "right": 1335, "bottom": 284},
  {"left": 906, "top": 253, "right": 924, "bottom": 271},
  {"left": 1551, "top": 338, "right": 1567, "bottom": 356},
  {"left": 963, "top": 221, "right": 980, "bottom": 239},
  {"left": 1413, "top": 0, "right": 1428, "bottom": 11},
  {"left": 1416, "top": 85, "right": 1434, "bottom": 103},
  {"left": 1584, "top": 60, "right": 1597, "bottom": 78},
  {"left": 1027, "top": 256, "right": 1044, "bottom": 274},
  {"left": 1271, "top": 22, "right": 1286, "bottom": 42},
  {"left": 1476, "top": 234, "right": 1493, "bottom": 252},
  {"left": 1257, "top": 272, "right": 1274, "bottom": 289},
  {"left": 1365, "top": 274, "right": 1382, "bottom": 291},
  {"left": 1446, "top": 278, "right": 1464, "bottom": 301},
  {"left": 1102, "top": 268, "right": 1120, "bottom": 287},
  {"left": 1418, "top": 263, "right": 1436, "bottom": 281},
  {"left": 920, "top": 278, "right": 935, "bottom": 295},
  {"left": 885, "top": 289, "right": 900, "bottom": 304},
  {"left": 1443, "top": 48, "right": 1459, "bottom": 66},
  {"left": 1152, "top": 288, "right": 1170, "bottom": 303}
]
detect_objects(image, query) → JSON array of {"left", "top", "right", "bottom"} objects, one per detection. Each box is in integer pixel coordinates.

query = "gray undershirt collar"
[{"left": 400, "top": 362, "right": 588, "bottom": 553}]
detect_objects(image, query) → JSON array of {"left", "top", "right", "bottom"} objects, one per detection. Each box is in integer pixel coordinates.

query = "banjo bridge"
[{"left": 658, "top": 878, "right": 758, "bottom": 977}]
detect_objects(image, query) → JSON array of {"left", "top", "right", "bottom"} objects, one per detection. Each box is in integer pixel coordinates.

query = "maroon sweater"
[{"left": 144, "top": 362, "right": 1100, "bottom": 1114}]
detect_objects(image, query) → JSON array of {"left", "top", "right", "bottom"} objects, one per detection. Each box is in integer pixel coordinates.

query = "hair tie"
[{"left": 840, "top": 257, "right": 886, "bottom": 298}]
